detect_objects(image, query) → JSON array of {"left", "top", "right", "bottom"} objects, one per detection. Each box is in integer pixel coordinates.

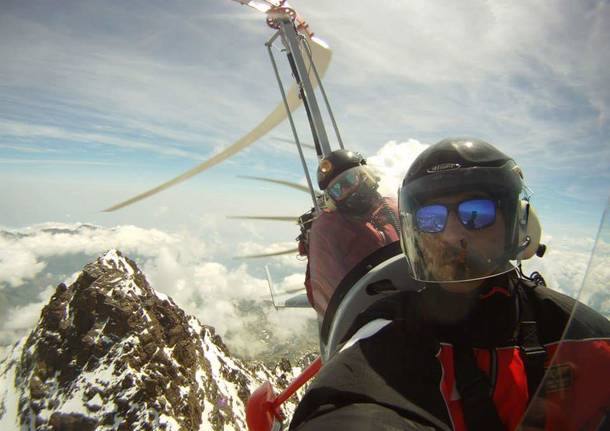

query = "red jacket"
[
  {"left": 291, "top": 274, "right": 610, "bottom": 430},
  {"left": 305, "top": 196, "right": 399, "bottom": 316}
]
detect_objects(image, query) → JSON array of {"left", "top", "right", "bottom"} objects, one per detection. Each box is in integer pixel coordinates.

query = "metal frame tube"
[
  {"left": 266, "top": 39, "right": 320, "bottom": 212},
  {"left": 266, "top": 28, "right": 281, "bottom": 45},
  {"left": 278, "top": 18, "right": 332, "bottom": 156},
  {"left": 302, "top": 38, "right": 344, "bottom": 150},
  {"left": 285, "top": 51, "right": 322, "bottom": 155}
]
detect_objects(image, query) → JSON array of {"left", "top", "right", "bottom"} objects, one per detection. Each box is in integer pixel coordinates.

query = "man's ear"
[{"left": 515, "top": 200, "right": 542, "bottom": 260}]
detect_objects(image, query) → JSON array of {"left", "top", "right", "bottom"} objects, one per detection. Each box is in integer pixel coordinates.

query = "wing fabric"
[{"left": 104, "top": 37, "right": 331, "bottom": 212}]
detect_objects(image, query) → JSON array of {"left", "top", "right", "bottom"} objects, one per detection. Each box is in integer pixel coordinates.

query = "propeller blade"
[
  {"left": 283, "top": 286, "right": 306, "bottom": 294},
  {"left": 233, "top": 247, "right": 299, "bottom": 259},
  {"left": 238, "top": 175, "right": 311, "bottom": 194},
  {"left": 227, "top": 215, "right": 298, "bottom": 222},
  {"left": 103, "top": 37, "right": 332, "bottom": 212},
  {"left": 231, "top": 0, "right": 279, "bottom": 14},
  {"left": 272, "top": 136, "right": 316, "bottom": 150}
]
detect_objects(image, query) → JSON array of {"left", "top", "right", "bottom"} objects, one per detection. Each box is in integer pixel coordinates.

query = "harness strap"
[
  {"left": 453, "top": 343, "right": 506, "bottom": 431},
  {"left": 453, "top": 279, "right": 547, "bottom": 430},
  {"left": 517, "top": 284, "right": 548, "bottom": 400}
]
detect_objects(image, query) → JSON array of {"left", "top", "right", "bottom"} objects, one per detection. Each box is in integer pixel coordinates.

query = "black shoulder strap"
[
  {"left": 453, "top": 343, "right": 506, "bottom": 431},
  {"left": 517, "top": 280, "right": 548, "bottom": 400}
]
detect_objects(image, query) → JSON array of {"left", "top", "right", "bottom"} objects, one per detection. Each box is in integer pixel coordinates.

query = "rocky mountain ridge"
[{"left": 0, "top": 249, "right": 312, "bottom": 430}]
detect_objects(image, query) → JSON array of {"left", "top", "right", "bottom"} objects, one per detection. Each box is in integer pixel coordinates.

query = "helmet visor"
[
  {"left": 327, "top": 166, "right": 376, "bottom": 202},
  {"left": 399, "top": 167, "right": 522, "bottom": 283}
]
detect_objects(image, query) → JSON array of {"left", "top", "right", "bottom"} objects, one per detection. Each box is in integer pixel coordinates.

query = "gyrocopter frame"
[{"left": 104, "top": 0, "right": 342, "bottom": 216}]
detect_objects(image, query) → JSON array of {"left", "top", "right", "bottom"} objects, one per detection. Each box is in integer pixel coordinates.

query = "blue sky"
[{"left": 0, "top": 0, "right": 609, "bottom": 245}]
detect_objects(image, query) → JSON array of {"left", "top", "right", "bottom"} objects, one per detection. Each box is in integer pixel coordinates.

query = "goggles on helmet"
[
  {"left": 415, "top": 199, "right": 497, "bottom": 233},
  {"left": 327, "top": 167, "right": 375, "bottom": 202}
]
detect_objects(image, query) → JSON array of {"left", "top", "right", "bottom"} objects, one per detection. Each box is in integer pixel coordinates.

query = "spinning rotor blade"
[
  {"left": 283, "top": 286, "right": 306, "bottom": 294},
  {"left": 103, "top": 36, "right": 332, "bottom": 212},
  {"left": 238, "top": 175, "right": 311, "bottom": 193},
  {"left": 272, "top": 136, "right": 316, "bottom": 150},
  {"left": 232, "top": 0, "right": 277, "bottom": 14},
  {"left": 227, "top": 215, "right": 298, "bottom": 222},
  {"left": 233, "top": 247, "right": 299, "bottom": 259}
]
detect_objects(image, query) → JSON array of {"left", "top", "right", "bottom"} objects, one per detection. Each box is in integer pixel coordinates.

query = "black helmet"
[
  {"left": 318, "top": 150, "right": 380, "bottom": 216},
  {"left": 399, "top": 138, "right": 527, "bottom": 283},
  {"left": 317, "top": 150, "right": 366, "bottom": 190}
]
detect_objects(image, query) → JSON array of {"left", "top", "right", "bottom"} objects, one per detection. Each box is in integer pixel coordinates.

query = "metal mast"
[{"left": 265, "top": 5, "right": 344, "bottom": 210}]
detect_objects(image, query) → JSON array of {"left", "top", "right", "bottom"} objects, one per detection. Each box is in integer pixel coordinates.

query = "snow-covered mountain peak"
[
  {"left": 100, "top": 249, "right": 136, "bottom": 277},
  {"left": 0, "top": 250, "right": 310, "bottom": 430}
]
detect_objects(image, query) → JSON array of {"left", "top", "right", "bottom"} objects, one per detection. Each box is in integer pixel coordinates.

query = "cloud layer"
[
  {"left": 0, "top": 221, "right": 314, "bottom": 356},
  {"left": 1, "top": 140, "right": 606, "bottom": 356}
]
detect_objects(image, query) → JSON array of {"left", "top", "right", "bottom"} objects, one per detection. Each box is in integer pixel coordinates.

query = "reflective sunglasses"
[
  {"left": 415, "top": 199, "right": 497, "bottom": 233},
  {"left": 328, "top": 170, "right": 361, "bottom": 201}
]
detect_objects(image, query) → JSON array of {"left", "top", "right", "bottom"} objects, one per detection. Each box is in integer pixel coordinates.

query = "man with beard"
[
  {"left": 290, "top": 139, "right": 610, "bottom": 430},
  {"left": 303, "top": 149, "right": 401, "bottom": 317}
]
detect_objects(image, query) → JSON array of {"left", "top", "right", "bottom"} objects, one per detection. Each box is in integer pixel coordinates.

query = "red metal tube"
[{"left": 272, "top": 356, "right": 322, "bottom": 408}]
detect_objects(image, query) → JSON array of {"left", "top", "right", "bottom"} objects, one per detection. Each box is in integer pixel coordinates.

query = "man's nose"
[{"left": 441, "top": 211, "right": 466, "bottom": 244}]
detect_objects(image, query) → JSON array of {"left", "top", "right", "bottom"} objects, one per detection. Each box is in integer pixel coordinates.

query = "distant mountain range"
[
  {"left": 0, "top": 222, "right": 318, "bottom": 361},
  {"left": 0, "top": 249, "right": 314, "bottom": 430}
]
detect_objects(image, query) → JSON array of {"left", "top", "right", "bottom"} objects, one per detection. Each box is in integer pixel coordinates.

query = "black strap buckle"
[
  {"left": 519, "top": 321, "right": 547, "bottom": 358},
  {"left": 521, "top": 344, "right": 547, "bottom": 366},
  {"left": 519, "top": 320, "right": 548, "bottom": 400}
]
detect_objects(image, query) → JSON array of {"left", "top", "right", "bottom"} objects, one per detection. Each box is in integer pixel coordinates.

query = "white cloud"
[
  {"left": 7, "top": 224, "right": 177, "bottom": 258},
  {"left": 0, "top": 223, "right": 180, "bottom": 289},
  {"left": 0, "top": 285, "right": 55, "bottom": 344},
  {"left": 369, "top": 139, "right": 430, "bottom": 197},
  {"left": 267, "top": 308, "right": 316, "bottom": 340},
  {"left": 521, "top": 234, "right": 596, "bottom": 299},
  {"left": 2, "top": 286, "right": 54, "bottom": 331},
  {"left": 142, "top": 250, "right": 314, "bottom": 357},
  {"left": 578, "top": 235, "right": 610, "bottom": 309},
  {"left": 0, "top": 248, "right": 46, "bottom": 288},
  {"left": 301, "top": 1, "right": 609, "bottom": 106},
  {"left": 277, "top": 273, "right": 307, "bottom": 294}
]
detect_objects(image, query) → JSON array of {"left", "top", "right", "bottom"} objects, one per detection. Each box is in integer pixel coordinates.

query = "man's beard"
[{"left": 424, "top": 239, "right": 498, "bottom": 281}]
